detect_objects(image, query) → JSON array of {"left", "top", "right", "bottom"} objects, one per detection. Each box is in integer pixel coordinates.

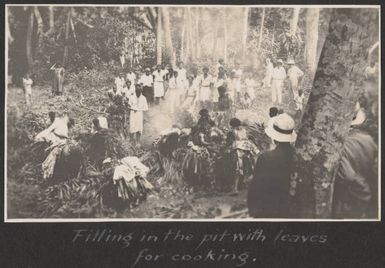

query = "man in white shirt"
[
  {"left": 22, "top": 73, "right": 33, "bottom": 106},
  {"left": 153, "top": 65, "right": 168, "bottom": 104},
  {"left": 139, "top": 67, "right": 154, "bottom": 104},
  {"left": 271, "top": 59, "right": 286, "bottom": 104},
  {"left": 287, "top": 59, "right": 304, "bottom": 100},
  {"left": 129, "top": 85, "right": 149, "bottom": 146}
]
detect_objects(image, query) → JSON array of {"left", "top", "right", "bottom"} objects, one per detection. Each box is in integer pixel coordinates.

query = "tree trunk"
[
  {"left": 290, "top": 7, "right": 300, "bottom": 36},
  {"left": 194, "top": 8, "right": 200, "bottom": 59},
  {"left": 6, "top": 9, "right": 14, "bottom": 44},
  {"left": 26, "top": 8, "right": 34, "bottom": 70},
  {"left": 49, "top": 6, "right": 54, "bottom": 32},
  {"left": 187, "top": 7, "right": 195, "bottom": 61},
  {"left": 34, "top": 7, "right": 44, "bottom": 35},
  {"left": 180, "top": 9, "right": 186, "bottom": 62},
  {"left": 62, "top": 8, "right": 71, "bottom": 67},
  {"left": 222, "top": 10, "right": 228, "bottom": 63},
  {"left": 257, "top": 8, "right": 266, "bottom": 52},
  {"left": 212, "top": 17, "right": 219, "bottom": 61},
  {"left": 294, "top": 8, "right": 378, "bottom": 218},
  {"left": 305, "top": 8, "right": 320, "bottom": 75},
  {"left": 156, "top": 7, "right": 162, "bottom": 65},
  {"left": 162, "top": 7, "right": 176, "bottom": 68},
  {"left": 241, "top": 7, "right": 250, "bottom": 60}
]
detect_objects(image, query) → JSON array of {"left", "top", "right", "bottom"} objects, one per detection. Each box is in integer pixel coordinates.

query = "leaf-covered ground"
[{"left": 6, "top": 75, "right": 301, "bottom": 219}]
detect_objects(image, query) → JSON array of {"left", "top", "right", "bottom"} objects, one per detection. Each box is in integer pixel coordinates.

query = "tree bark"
[
  {"left": 49, "top": 6, "right": 54, "bottom": 32},
  {"left": 187, "top": 7, "right": 195, "bottom": 61},
  {"left": 305, "top": 8, "right": 320, "bottom": 75},
  {"left": 34, "top": 7, "right": 44, "bottom": 36},
  {"left": 290, "top": 7, "right": 300, "bottom": 36},
  {"left": 162, "top": 7, "right": 176, "bottom": 68},
  {"left": 26, "top": 8, "right": 34, "bottom": 70},
  {"left": 257, "top": 8, "right": 266, "bottom": 52},
  {"left": 156, "top": 7, "right": 162, "bottom": 65},
  {"left": 62, "top": 8, "right": 71, "bottom": 67},
  {"left": 241, "top": 7, "right": 250, "bottom": 59},
  {"left": 294, "top": 8, "right": 378, "bottom": 218}
]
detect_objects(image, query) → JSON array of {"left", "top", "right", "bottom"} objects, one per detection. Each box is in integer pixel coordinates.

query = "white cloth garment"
[
  {"left": 115, "top": 77, "right": 125, "bottom": 94},
  {"left": 271, "top": 67, "right": 286, "bottom": 103},
  {"left": 113, "top": 156, "right": 150, "bottom": 184},
  {"left": 35, "top": 116, "right": 70, "bottom": 145},
  {"left": 287, "top": 65, "right": 304, "bottom": 99},
  {"left": 153, "top": 70, "right": 167, "bottom": 97},
  {"left": 167, "top": 77, "right": 180, "bottom": 114},
  {"left": 129, "top": 95, "right": 148, "bottom": 133},
  {"left": 198, "top": 74, "right": 213, "bottom": 101},
  {"left": 139, "top": 74, "right": 153, "bottom": 87},
  {"left": 126, "top": 72, "right": 136, "bottom": 84},
  {"left": 23, "top": 78, "right": 33, "bottom": 95},
  {"left": 232, "top": 68, "right": 243, "bottom": 93},
  {"left": 98, "top": 116, "right": 109, "bottom": 129}
]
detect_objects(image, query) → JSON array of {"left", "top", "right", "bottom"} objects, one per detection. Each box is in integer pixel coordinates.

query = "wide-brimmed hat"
[
  {"left": 145, "top": 67, "right": 150, "bottom": 72},
  {"left": 277, "top": 59, "right": 284, "bottom": 64},
  {"left": 287, "top": 59, "right": 295, "bottom": 65},
  {"left": 351, "top": 102, "right": 366, "bottom": 126},
  {"left": 265, "top": 113, "right": 297, "bottom": 143}
]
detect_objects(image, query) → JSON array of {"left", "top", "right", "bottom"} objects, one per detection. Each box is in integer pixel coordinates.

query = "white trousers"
[{"left": 271, "top": 79, "right": 283, "bottom": 103}]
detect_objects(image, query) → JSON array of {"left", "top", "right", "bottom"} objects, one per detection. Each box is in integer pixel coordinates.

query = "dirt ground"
[{"left": 6, "top": 80, "right": 298, "bottom": 219}]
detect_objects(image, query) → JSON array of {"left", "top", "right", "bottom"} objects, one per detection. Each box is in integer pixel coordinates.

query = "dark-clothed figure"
[
  {"left": 50, "top": 63, "right": 65, "bottom": 95},
  {"left": 332, "top": 103, "right": 378, "bottom": 219},
  {"left": 248, "top": 113, "right": 297, "bottom": 218}
]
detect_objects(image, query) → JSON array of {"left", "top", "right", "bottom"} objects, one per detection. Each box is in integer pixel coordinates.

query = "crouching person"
[
  {"left": 226, "top": 118, "right": 259, "bottom": 193},
  {"left": 35, "top": 113, "right": 83, "bottom": 185},
  {"left": 247, "top": 113, "right": 296, "bottom": 218},
  {"left": 106, "top": 156, "right": 154, "bottom": 209}
]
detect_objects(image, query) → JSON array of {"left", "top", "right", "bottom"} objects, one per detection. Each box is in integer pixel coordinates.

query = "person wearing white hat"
[
  {"left": 271, "top": 59, "right": 286, "bottom": 104},
  {"left": 287, "top": 59, "right": 304, "bottom": 100},
  {"left": 333, "top": 103, "right": 377, "bottom": 219},
  {"left": 248, "top": 113, "right": 296, "bottom": 218}
]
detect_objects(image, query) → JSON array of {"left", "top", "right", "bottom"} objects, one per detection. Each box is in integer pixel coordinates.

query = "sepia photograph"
[{"left": 5, "top": 5, "right": 380, "bottom": 221}]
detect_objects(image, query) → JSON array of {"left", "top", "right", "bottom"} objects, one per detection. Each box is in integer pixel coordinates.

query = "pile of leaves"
[{"left": 246, "top": 122, "right": 272, "bottom": 153}]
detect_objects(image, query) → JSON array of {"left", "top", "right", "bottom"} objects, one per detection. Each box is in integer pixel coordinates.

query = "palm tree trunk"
[
  {"left": 162, "top": 7, "right": 176, "bottom": 68},
  {"left": 257, "top": 8, "right": 266, "bottom": 52},
  {"left": 305, "top": 8, "right": 320, "bottom": 75},
  {"left": 156, "top": 7, "right": 162, "bottom": 65},
  {"left": 290, "top": 7, "right": 300, "bottom": 36},
  {"left": 294, "top": 8, "right": 378, "bottom": 218},
  {"left": 26, "top": 8, "right": 34, "bottom": 70},
  {"left": 62, "top": 8, "right": 71, "bottom": 67}
]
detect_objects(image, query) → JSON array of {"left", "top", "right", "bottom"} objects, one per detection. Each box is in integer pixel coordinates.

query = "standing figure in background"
[
  {"left": 129, "top": 85, "right": 148, "bottom": 146},
  {"left": 176, "top": 62, "right": 188, "bottom": 103},
  {"left": 271, "top": 59, "right": 286, "bottom": 104},
  {"left": 294, "top": 90, "right": 305, "bottom": 112},
  {"left": 287, "top": 59, "right": 304, "bottom": 100},
  {"left": 153, "top": 65, "right": 167, "bottom": 105},
  {"left": 126, "top": 67, "right": 136, "bottom": 85},
  {"left": 50, "top": 63, "right": 65, "bottom": 96},
  {"left": 182, "top": 74, "right": 199, "bottom": 111},
  {"left": 213, "top": 66, "right": 227, "bottom": 110},
  {"left": 166, "top": 71, "right": 181, "bottom": 115},
  {"left": 139, "top": 68, "right": 154, "bottom": 104},
  {"left": 232, "top": 62, "right": 243, "bottom": 103},
  {"left": 245, "top": 72, "right": 256, "bottom": 104},
  {"left": 114, "top": 71, "right": 125, "bottom": 95},
  {"left": 22, "top": 73, "right": 33, "bottom": 106},
  {"left": 198, "top": 66, "right": 214, "bottom": 109},
  {"left": 263, "top": 58, "right": 274, "bottom": 88},
  {"left": 216, "top": 58, "right": 225, "bottom": 75}
]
